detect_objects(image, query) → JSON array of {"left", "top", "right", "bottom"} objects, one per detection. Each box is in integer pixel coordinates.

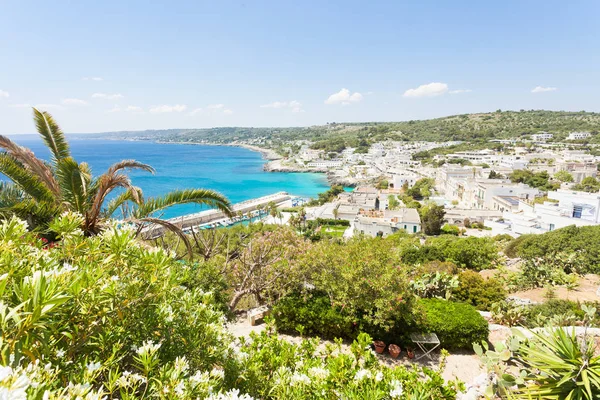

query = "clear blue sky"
[{"left": 1, "top": 0, "right": 599, "bottom": 134}]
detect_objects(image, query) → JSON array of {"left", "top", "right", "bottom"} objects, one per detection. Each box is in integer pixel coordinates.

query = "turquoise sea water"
[{"left": 2, "top": 136, "right": 331, "bottom": 219}]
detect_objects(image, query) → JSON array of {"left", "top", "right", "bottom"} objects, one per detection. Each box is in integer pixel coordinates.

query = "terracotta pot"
[
  {"left": 373, "top": 340, "right": 386, "bottom": 354},
  {"left": 388, "top": 344, "right": 401, "bottom": 358},
  {"left": 407, "top": 349, "right": 415, "bottom": 359}
]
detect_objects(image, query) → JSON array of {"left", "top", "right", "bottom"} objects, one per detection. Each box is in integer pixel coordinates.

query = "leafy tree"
[
  {"left": 488, "top": 170, "right": 503, "bottom": 179},
  {"left": 553, "top": 170, "right": 574, "bottom": 183},
  {"left": 408, "top": 178, "right": 435, "bottom": 199},
  {"left": 376, "top": 179, "right": 389, "bottom": 189},
  {"left": 419, "top": 204, "right": 446, "bottom": 235},
  {"left": 573, "top": 176, "right": 600, "bottom": 192},
  {"left": 388, "top": 195, "right": 400, "bottom": 210}
]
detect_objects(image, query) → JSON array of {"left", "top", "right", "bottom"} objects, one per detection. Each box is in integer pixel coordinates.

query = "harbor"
[{"left": 143, "top": 192, "right": 294, "bottom": 238}]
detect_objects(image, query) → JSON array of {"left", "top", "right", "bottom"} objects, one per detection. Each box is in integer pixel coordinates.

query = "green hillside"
[{"left": 96, "top": 110, "right": 600, "bottom": 151}]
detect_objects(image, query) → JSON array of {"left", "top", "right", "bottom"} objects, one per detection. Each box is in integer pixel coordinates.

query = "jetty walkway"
[{"left": 143, "top": 191, "right": 291, "bottom": 237}]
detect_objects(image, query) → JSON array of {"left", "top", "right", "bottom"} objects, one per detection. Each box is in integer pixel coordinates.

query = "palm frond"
[
  {"left": 0, "top": 181, "right": 25, "bottom": 208},
  {"left": 0, "top": 153, "right": 55, "bottom": 202},
  {"left": 33, "top": 108, "right": 71, "bottom": 162},
  {"left": 0, "top": 198, "right": 60, "bottom": 231},
  {"left": 87, "top": 175, "right": 142, "bottom": 232},
  {"left": 0, "top": 135, "right": 60, "bottom": 195},
  {"left": 106, "top": 159, "right": 155, "bottom": 176},
  {"left": 55, "top": 157, "right": 92, "bottom": 214},
  {"left": 136, "top": 217, "right": 194, "bottom": 259},
  {"left": 104, "top": 187, "right": 144, "bottom": 218},
  {"left": 134, "top": 188, "right": 232, "bottom": 219}
]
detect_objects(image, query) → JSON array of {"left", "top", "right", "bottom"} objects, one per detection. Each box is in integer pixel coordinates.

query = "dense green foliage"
[
  {"left": 572, "top": 176, "right": 600, "bottom": 192},
  {"left": 401, "top": 236, "right": 499, "bottom": 271},
  {"left": 418, "top": 299, "right": 489, "bottom": 350},
  {"left": 419, "top": 204, "right": 446, "bottom": 235},
  {"left": 0, "top": 215, "right": 461, "bottom": 399},
  {"left": 453, "top": 271, "right": 506, "bottom": 311},
  {"left": 505, "top": 225, "right": 600, "bottom": 273},
  {"left": 508, "top": 169, "right": 560, "bottom": 191}
]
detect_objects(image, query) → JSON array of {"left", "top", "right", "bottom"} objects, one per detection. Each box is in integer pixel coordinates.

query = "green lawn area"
[{"left": 320, "top": 225, "right": 348, "bottom": 237}]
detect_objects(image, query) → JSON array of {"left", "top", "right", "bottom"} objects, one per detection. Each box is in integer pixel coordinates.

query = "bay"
[{"left": 2, "top": 136, "right": 331, "bottom": 219}]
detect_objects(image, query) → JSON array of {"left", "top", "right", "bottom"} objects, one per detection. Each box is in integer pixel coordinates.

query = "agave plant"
[{"left": 0, "top": 108, "right": 232, "bottom": 240}]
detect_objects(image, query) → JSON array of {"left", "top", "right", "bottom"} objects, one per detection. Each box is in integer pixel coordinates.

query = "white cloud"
[
  {"left": 62, "top": 98, "right": 88, "bottom": 106},
  {"left": 260, "top": 100, "right": 304, "bottom": 113},
  {"left": 82, "top": 77, "right": 103, "bottom": 81},
  {"left": 149, "top": 104, "right": 187, "bottom": 113},
  {"left": 531, "top": 86, "right": 557, "bottom": 93},
  {"left": 108, "top": 105, "right": 143, "bottom": 113},
  {"left": 324, "top": 88, "right": 363, "bottom": 105},
  {"left": 449, "top": 89, "right": 472, "bottom": 94},
  {"left": 403, "top": 82, "right": 448, "bottom": 98},
  {"left": 188, "top": 104, "right": 233, "bottom": 116},
  {"left": 0, "top": 90, "right": 9, "bottom": 98},
  {"left": 92, "top": 93, "right": 124, "bottom": 100}
]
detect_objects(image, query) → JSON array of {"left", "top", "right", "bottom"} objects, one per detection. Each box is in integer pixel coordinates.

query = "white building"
[
  {"left": 495, "top": 189, "right": 600, "bottom": 235},
  {"left": 307, "top": 159, "right": 343, "bottom": 169},
  {"left": 567, "top": 132, "right": 591, "bottom": 140},
  {"left": 389, "top": 169, "right": 419, "bottom": 188},
  {"left": 531, "top": 132, "right": 553, "bottom": 141},
  {"left": 354, "top": 209, "right": 421, "bottom": 237}
]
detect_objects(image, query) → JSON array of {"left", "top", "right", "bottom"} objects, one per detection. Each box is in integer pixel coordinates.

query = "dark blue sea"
[{"left": 2, "top": 136, "right": 330, "bottom": 219}]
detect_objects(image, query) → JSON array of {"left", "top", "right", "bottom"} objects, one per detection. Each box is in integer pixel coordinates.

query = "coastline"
[{"left": 111, "top": 137, "right": 346, "bottom": 186}]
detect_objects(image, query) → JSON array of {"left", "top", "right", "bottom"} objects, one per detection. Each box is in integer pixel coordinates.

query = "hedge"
[{"left": 417, "top": 298, "right": 489, "bottom": 350}]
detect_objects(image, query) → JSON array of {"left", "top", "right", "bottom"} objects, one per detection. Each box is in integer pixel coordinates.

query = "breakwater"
[{"left": 142, "top": 191, "right": 292, "bottom": 238}]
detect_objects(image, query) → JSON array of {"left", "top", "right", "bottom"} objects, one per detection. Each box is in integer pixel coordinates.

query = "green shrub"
[
  {"left": 453, "top": 270, "right": 506, "bottom": 311},
  {"left": 506, "top": 225, "right": 600, "bottom": 273},
  {"left": 440, "top": 224, "right": 461, "bottom": 236},
  {"left": 272, "top": 292, "right": 356, "bottom": 340},
  {"left": 400, "top": 245, "right": 444, "bottom": 264},
  {"left": 417, "top": 298, "right": 489, "bottom": 350},
  {"left": 428, "top": 236, "right": 499, "bottom": 270},
  {"left": 524, "top": 299, "right": 587, "bottom": 328}
]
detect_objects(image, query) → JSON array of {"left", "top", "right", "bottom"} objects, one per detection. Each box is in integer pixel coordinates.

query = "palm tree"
[{"left": 0, "top": 108, "right": 232, "bottom": 239}]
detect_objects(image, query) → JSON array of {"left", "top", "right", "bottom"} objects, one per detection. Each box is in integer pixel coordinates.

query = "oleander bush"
[
  {"left": 0, "top": 214, "right": 461, "bottom": 399},
  {"left": 271, "top": 292, "right": 356, "bottom": 340},
  {"left": 417, "top": 299, "right": 489, "bottom": 350},
  {"left": 452, "top": 270, "right": 506, "bottom": 311}
]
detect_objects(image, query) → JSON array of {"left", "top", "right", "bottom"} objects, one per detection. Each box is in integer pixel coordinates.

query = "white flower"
[
  {"left": 207, "top": 388, "right": 255, "bottom": 400},
  {"left": 308, "top": 366, "right": 329, "bottom": 380},
  {"left": 0, "top": 366, "right": 13, "bottom": 382},
  {"left": 110, "top": 275, "right": 119, "bottom": 281},
  {"left": 354, "top": 369, "right": 372, "bottom": 382},
  {"left": 390, "top": 379, "right": 404, "bottom": 398},
  {"left": 210, "top": 367, "right": 225, "bottom": 380},
  {"left": 290, "top": 372, "right": 311, "bottom": 386},
  {"left": 56, "top": 349, "right": 65, "bottom": 358},
  {"left": 375, "top": 371, "right": 384, "bottom": 382},
  {"left": 174, "top": 356, "right": 189, "bottom": 373},
  {"left": 190, "top": 371, "right": 210, "bottom": 385},
  {"left": 86, "top": 362, "right": 101, "bottom": 373},
  {"left": 174, "top": 381, "right": 185, "bottom": 396},
  {"left": 136, "top": 340, "right": 161, "bottom": 355}
]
